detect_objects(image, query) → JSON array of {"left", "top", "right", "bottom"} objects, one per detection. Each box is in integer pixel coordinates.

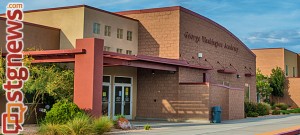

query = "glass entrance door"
[
  {"left": 102, "top": 85, "right": 110, "bottom": 116},
  {"left": 113, "top": 85, "right": 132, "bottom": 119}
]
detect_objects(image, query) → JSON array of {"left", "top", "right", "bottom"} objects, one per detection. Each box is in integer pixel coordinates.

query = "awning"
[{"left": 2, "top": 49, "right": 212, "bottom": 72}]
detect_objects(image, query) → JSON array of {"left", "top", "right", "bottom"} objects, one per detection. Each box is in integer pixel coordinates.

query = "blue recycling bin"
[{"left": 212, "top": 106, "right": 222, "bottom": 123}]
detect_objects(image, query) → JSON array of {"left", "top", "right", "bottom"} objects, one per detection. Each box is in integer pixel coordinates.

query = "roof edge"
[
  {"left": 252, "top": 48, "right": 298, "bottom": 54},
  {"left": 0, "top": 5, "right": 138, "bottom": 22},
  {"left": 116, "top": 6, "right": 256, "bottom": 57},
  {"left": 0, "top": 17, "right": 60, "bottom": 30},
  {"left": 178, "top": 7, "right": 256, "bottom": 57}
]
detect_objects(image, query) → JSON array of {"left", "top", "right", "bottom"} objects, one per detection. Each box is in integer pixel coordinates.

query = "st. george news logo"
[{"left": 1, "top": 3, "right": 29, "bottom": 134}]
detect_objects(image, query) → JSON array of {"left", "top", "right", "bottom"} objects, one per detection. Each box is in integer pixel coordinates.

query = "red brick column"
[{"left": 74, "top": 38, "right": 103, "bottom": 117}]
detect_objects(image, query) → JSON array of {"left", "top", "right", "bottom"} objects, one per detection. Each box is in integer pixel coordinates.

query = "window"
[
  {"left": 117, "top": 28, "right": 123, "bottom": 39},
  {"left": 293, "top": 67, "right": 296, "bottom": 77},
  {"left": 104, "top": 46, "right": 110, "bottom": 51},
  {"left": 103, "top": 76, "right": 110, "bottom": 83},
  {"left": 93, "top": 23, "right": 100, "bottom": 34},
  {"left": 245, "top": 84, "right": 250, "bottom": 102},
  {"left": 126, "top": 50, "right": 132, "bottom": 55},
  {"left": 117, "top": 48, "right": 123, "bottom": 54},
  {"left": 105, "top": 25, "right": 111, "bottom": 36},
  {"left": 115, "top": 77, "right": 131, "bottom": 84},
  {"left": 286, "top": 65, "right": 288, "bottom": 76},
  {"left": 127, "top": 31, "right": 132, "bottom": 41}
]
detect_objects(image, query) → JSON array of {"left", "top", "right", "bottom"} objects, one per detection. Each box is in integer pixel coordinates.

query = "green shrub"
[
  {"left": 275, "top": 103, "right": 289, "bottom": 110},
  {"left": 257, "top": 103, "right": 270, "bottom": 116},
  {"left": 65, "top": 113, "right": 94, "bottom": 135},
  {"left": 291, "top": 108, "right": 300, "bottom": 113},
  {"left": 93, "top": 116, "right": 113, "bottom": 135},
  {"left": 44, "top": 100, "right": 84, "bottom": 124},
  {"left": 245, "top": 102, "right": 258, "bottom": 114},
  {"left": 272, "top": 110, "right": 281, "bottom": 115},
  {"left": 247, "top": 112, "right": 259, "bottom": 117},
  {"left": 38, "top": 123, "right": 68, "bottom": 135},
  {"left": 144, "top": 124, "right": 151, "bottom": 130},
  {"left": 280, "top": 110, "right": 290, "bottom": 115}
]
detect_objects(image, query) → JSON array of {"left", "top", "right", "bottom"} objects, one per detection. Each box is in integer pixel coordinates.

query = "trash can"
[{"left": 212, "top": 106, "right": 222, "bottom": 123}]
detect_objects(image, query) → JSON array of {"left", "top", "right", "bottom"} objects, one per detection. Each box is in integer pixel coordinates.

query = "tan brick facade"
[
  {"left": 119, "top": 9, "right": 180, "bottom": 59},
  {"left": 119, "top": 6, "right": 256, "bottom": 120},
  {"left": 137, "top": 69, "right": 210, "bottom": 121},
  {"left": 252, "top": 48, "right": 300, "bottom": 108},
  {"left": 280, "top": 78, "right": 300, "bottom": 108}
]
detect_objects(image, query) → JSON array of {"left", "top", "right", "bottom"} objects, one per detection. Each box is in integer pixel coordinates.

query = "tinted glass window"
[
  {"left": 115, "top": 77, "right": 131, "bottom": 84},
  {"left": 103, "top": 76, "right": 110, "bottom": 83}
]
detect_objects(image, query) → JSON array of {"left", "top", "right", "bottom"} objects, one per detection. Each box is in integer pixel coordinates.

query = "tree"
[
  {"left": 0, "top": 54, "right": 74, "bottom": 123},
  {"left": 256, "top": 69, "right": 273, "bottom": 103},
  {"left": 23, "top": 59, "right": 74, "bottom": 123},
  {"left": 269, "top": 67, "right": 286, "bottom": 98}
]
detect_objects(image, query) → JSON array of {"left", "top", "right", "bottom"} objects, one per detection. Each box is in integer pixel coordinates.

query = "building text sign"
[{"left": 184, "top": 32, "right": 238, "bottom": 53}]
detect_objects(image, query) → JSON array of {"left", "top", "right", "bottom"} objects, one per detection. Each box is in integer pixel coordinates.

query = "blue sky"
[{"left": 1, "top": 0, "right": 300, "bottom": 52}]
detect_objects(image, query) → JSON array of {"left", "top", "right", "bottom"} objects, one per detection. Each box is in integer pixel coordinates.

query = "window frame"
[
  {"left": 286, "top": 65, "right": 288, "bottom": 76},
  {"left": 117, "top": 28, "right": 123, "bottom": 39},
  {"left": 93, "top": 23, "right": 100, "bottom": 34},
  {"left": 126, "top": 50, "right": 132, "bottom": 55},
  {"left": 117, "top": 48, "right": 123, "bottom": 54},
  {"left": 127, "top": 31, "right": 132, "bottom": 41},
  {"left": 105, "top": 25, "right": 111, "bottom": 36}
]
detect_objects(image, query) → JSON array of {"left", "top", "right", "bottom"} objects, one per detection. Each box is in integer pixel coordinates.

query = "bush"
[
  {"left": 272, "top": 110, "right": 281, "bottom": 115},
  {"left": 257, "top": 103, "right": 271, "bottom": 116},
  {"left": 93, "top": 117, "right": 113, "bottom": 135},
  {"left": 247, "top": 112, "right": 259, "bottom": 117},
  {"left": 275, "top": 103, "right": 289, "bottom": 110},
  {"left": 65, "top": 113, "right": 94, "bottom": 135},
  {"left": 280, "top": 110, "right": 290, "bottom": 115},
  {"left": 38, "top": 123, "right": 68, "bottom": 135},
  {"left": 291, "top": 108, "right": 300, "bottom": 113},
  {"left": 44, "top": 100, "right": 84, "bottom": 124},
  {"left": 144, "top": 124, "right": 151, "bottom": 130},
  {"left": 245, "top": 102, "right": 258, "bottom": 114}
]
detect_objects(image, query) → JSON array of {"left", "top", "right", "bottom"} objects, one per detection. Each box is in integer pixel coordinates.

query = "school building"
[
  {"left": 252, "top": 48, "right": 300, "bottom": 108},
  {"left": 0, "top": 5, "right": 256, "bottom": 122}
]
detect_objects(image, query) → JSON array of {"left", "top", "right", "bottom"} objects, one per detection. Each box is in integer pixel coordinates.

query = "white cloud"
[{"left": 264, "top": 37, "right": 289, "bottom": 43}]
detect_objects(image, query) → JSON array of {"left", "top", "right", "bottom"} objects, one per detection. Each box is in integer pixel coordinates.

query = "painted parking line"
[{"left": 256, "top": 125, "right": 300, "bottom": 135}]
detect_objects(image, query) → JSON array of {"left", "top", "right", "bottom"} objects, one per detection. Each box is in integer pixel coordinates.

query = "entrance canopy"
[
  {"left": 14, "top": 48, "right": 212, "bottom": 72},
  {"left": 1, "top": 38, "right": 212, "bottom": 117}
]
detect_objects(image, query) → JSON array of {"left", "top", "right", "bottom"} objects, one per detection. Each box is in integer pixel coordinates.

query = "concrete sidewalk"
[{"left": 110, "top": 114, "right": 300, "bottom": 135}]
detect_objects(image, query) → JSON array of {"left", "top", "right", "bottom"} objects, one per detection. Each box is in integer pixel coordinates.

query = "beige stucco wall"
[
  {"left": 252, "top": 48, "right": 284, "bottom": 76},
  {"left": 103, "top": 66, "right": 137, "bottom": 119},
  {"left": 21, "top": 7, "right": 85, "bottom": 49},
  {"left": 84, "top": 8, "right": 138, "bottom": 55},
  {"left": 0, "top": 19, "right": 60, "bottom": 51},
  {"left": 284, "top": 49, "right": 298, "bottom": 77}
]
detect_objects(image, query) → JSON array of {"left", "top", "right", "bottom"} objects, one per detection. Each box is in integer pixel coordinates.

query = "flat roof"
[
  {"left": 252, "top": 48, "right": 299, "bottom": 55},
  {"left": 0, "top": 17, "right": 60, "bottom": 31},
  {"left": 0, "top": 5, "right": 138, "bottom": 22},
  {"left": 116, "top": 6, "right": 256, "bottom": 57}
]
